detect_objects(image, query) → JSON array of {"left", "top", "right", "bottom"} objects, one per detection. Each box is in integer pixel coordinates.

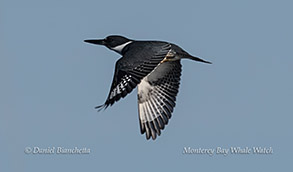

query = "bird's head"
[{"left": 84, "top": 35, "right": 132, "bottom": 54}]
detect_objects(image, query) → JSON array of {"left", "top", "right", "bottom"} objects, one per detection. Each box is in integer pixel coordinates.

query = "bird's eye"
[{"left": 106, "top": 37, "right": 112, "bottom": 42}]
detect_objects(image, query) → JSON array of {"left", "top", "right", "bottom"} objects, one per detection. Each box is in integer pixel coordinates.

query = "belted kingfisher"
[{"left": 84, "top": 35, "right": 211, "bottom": 140}]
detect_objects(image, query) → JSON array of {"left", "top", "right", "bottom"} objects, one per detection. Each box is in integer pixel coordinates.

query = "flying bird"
[{"left": 84, "top": 35, "right": 211, "bottom": 140}]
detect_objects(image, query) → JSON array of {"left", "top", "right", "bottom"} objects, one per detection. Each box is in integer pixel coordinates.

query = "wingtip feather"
[{"left": 95, "top": 104, "right": 108, "bottom": 112}]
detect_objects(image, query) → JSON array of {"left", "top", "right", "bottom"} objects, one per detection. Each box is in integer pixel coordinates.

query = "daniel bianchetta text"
[
  {"left": 24, "top": 146, "right": 90, "bottom": 154},
  {"left": 182, "top": 146, "right": 273, "bottom": 156}
]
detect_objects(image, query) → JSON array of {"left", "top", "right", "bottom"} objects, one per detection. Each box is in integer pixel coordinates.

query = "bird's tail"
[{"left": 184, "top": 55, "right": 212, "bottom": 64}]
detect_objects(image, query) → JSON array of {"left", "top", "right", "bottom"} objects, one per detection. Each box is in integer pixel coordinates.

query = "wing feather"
[
  {"left": 96, "top": 43, "right": 171, "bottom": 110},
  {"left": 137, "top": 60, "right": 182, "bottom": 140}
]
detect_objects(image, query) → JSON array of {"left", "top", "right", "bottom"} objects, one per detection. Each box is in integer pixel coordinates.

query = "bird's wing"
[
  {"left": 137, "top": 60, "right": 182, "bottom": 140},
  {"left": 96, "top": 43, "right": 172, "bottom": 110}
]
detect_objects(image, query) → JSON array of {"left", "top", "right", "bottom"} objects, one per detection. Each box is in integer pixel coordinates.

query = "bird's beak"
[{"left": 84, "top": 39, "right": 106, "bottom": 45}]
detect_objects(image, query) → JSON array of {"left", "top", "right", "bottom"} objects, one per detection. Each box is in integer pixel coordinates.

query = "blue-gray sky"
[{"left": 1, "top": 0, "right": 292, "bottom": 171}]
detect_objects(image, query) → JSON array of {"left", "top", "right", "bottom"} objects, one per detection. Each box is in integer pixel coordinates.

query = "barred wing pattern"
[
  {"left": 96, "top": 44, "right": 171, "bottom": 110},
  {"left": 138, "top": 60, "right": 182, "bottom": 140}
]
